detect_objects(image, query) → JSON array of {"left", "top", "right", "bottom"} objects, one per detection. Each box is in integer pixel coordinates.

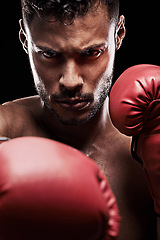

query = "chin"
[
  {"left": 42, "top": 84, "right": 109, "bottom": 126},
  {"left": 45, "top": 100, "right": 103, "bottom": 126},
  {"left": 57, "top": 115, "right": 93, "bottom": 126},
  {"left": 50, "top": 109, "right": 93, "bottom": 126}
]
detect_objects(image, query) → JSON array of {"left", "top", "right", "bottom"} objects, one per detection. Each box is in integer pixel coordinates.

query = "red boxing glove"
[
  {"left": 109, "top": 64, "right": 160, "bottom": 215},
  {"left": 0, "top": 137, "right": 120, "bottom": 240}
]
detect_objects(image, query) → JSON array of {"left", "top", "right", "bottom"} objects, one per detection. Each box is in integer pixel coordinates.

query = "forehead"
[{"left": 26, "top": 4, "right": 114, "bottom": 51}]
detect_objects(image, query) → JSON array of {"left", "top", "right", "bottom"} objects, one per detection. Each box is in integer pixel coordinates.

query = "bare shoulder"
[
  {"left": 1, "top": 95, "right": 41, "bottom": 116},
  {"left": 0, "top": 96, "right": 41, "bottom": 138},
  {"left": 12, "top": 95, "right": 41, "bottom": 109}
]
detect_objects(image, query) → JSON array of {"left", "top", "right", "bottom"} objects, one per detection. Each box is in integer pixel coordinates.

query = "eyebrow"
[
  {"left": 34, "top": 45, "right": 56, "bottom": 52},
  {"left": 34, "top": 42, "right": 108, "bottom": 53},
  {"left": 81, "top": 43, "right": 108, "bottom": 53}
]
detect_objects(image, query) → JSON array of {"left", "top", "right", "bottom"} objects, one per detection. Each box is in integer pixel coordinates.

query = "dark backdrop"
[{"left": 1, "top": 1, "right": 159, "bottom": 103}]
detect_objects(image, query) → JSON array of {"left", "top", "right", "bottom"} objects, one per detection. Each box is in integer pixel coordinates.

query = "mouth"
[{"left": 55, "top": 98, "right": 92, "bottom": 111}]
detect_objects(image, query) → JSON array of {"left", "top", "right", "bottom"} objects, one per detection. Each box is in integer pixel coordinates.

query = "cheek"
[
  {"left": 29, "top": 52, "right": 60, "bottom": 93},
  {"left": 85, "top": 51, "right": 114, "bottom": 103},
  {"left": 83, "top": 53, "right": 111, "bottom": 92}
]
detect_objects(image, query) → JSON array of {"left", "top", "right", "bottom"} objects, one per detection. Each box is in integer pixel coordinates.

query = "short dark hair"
[{"left": 21, "top": 0, "right": 119, "bottom": 25}]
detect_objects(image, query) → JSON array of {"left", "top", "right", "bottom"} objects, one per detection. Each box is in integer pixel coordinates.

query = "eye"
[
  {"left": 81, "top": 49, "right": 103, "bottom": 59},
  {"left": 41, "top": 50, "right": 59, "bottom": 58}
]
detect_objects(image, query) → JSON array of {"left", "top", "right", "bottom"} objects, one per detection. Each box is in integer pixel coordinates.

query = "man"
[{"left": 0, "top": 0, "right": 157, "bottom": 239}]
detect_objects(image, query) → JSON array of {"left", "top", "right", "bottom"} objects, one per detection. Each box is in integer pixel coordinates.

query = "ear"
[
  {"left": 19, "top": 19, "right": 28, "bottom": 54},
  {"left": 115, "top": 15, "right": 126, "bottom": 51}
]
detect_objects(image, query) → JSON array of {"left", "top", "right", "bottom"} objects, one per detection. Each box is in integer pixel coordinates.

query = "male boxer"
[{"left": 0, "top": 0, "right": 157, "bottom": 239}]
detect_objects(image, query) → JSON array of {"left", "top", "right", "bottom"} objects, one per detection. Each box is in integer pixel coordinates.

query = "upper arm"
[
  {"left": 0, "top": 104, "right": 11, "bottom": 138},
  {"left": 0, "top": 101, "right": 27, "bottom": 139},
  {"left": 0, "top": 99, "right": 41, "bottom": 139}
]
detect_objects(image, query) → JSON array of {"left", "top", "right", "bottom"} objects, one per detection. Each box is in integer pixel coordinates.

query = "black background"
[{"left": 1, "top": 1, "right": 159, "bottom": 103}]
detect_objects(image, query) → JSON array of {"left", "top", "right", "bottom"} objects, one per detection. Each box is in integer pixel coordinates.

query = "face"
[{"left": 20, "top": 4, "right": 125, "bottom": 125}]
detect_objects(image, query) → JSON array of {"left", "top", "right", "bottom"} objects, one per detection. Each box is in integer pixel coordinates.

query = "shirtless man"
[{"left": 0, "top": 0, "right": 157, "bottom": 239}]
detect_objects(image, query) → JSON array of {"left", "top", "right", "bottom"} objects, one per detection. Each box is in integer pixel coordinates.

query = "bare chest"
[
  {"left": 18, "top": 118, "right": 157, "bottom": 239},
  {"left": 7, "top": 106, "right": 156, "bottom": 239},
  {"left": 83, "top": 137, "right": 156, "bottom": 240}
]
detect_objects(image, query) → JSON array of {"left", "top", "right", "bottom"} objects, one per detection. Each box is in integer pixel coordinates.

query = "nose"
[{"left": 59, "top": 59, "right": 84, "bottom": 91}]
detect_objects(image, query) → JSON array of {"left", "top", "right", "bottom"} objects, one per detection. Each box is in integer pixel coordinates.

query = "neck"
[{"left": 41, "top": 97, "right": 111, "bottom": 150}]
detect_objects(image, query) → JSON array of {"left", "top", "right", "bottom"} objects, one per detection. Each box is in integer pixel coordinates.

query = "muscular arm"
[
  {"left": 0, "top": 101, "right": 36, "bottom": 139},
  {"left": 0, "top": 98, "right": 49, "bottom": 139},
  {"left": 0, "top": 104, "right": 11, "bottom": 138}
]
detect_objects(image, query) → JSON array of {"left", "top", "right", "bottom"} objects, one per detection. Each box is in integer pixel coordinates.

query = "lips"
[{"left": 55, "top": 99, "right": 91, "bottom": 111}]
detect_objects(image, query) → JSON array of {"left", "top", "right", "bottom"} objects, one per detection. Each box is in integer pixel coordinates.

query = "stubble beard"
[{"left": 35, "top": 73, "right": 113, "bottom": 126}]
